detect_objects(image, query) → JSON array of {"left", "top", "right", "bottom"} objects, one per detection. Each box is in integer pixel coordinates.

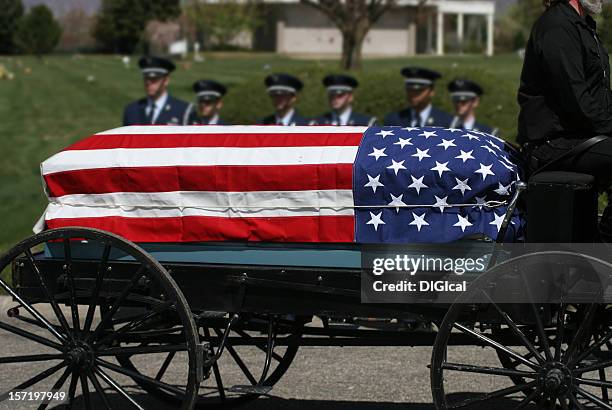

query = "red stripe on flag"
[
  {"left": 66, "top": 133, "right": 363, "bottom": 150},
  {"left": 46, "top": 215, "right": 356, "bottom": 243},
  {"left": 44, "top": 164, "right": 354, "bottom": 196}
]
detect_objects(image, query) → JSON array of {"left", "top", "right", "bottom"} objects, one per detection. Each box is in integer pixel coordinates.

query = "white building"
[{"left": 252, "top": 0, "right": 496, "bottom": 57}]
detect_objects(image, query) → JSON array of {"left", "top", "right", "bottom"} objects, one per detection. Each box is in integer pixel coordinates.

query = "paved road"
[{"left": 0, "top": 297, "right": 602, "bottom": 409}]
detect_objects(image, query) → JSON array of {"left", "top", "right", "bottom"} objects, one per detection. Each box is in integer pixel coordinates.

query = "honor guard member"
[
  {"left": 258, "top": 73, "right": 311, "bottom": 126},
  {"left": 384, "top": 67, "right": 453, "bottom": 128},
  {"left": 448, "top": 79, "right": 498, "bottom": 135},
  {"left": 192, "top": 80, "right": 228, "bottom": 125},
  {"left": 315, "top": 74, "right": 376, "bottom": 126},
  {"left": 123, "top": 56, "right": 196, "bottom": 126}
]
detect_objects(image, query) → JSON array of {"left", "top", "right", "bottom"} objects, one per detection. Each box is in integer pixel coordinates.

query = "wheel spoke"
[
  {"left": 214, "top": 328, "right": 258, "bottom": 385},
  {"left": 568, "top": 393, "right": 585, "bottom": 410},
  {"left": 204, "top": 326, "right": 226, "bottom": 401},
  {"left": 37, "top": 366, "right": 71, "bottom": 410},
  {"left": 441, "top": 362, "right": 538, "bottom": 379},
  {"left": 96, "top": 357, "right": 186, "bottom": 397},
  {"left": 155, "top": 351, "right": 176, "bottom": 381},
  {"left": 0, "top": 353, "right": 63, "bottom": 364},
  {"left": 520, "top": 272, "right": 553, "bottom": 362},
  {"left": 454, "top": 323, "right": 539, "bottom": 370},
  {"left": 514, "top": 389, "right": 541, "bottom": 410},
  {"left": 0, "top": 319, "right": 63, "bottom": 350},
  {"left": 571, "top": 326, "right": 612, "bottom": 366},
  {"left": 0, "top": 361, "right": 66, "bottom": 402},
  {"left": 96, "top": 367, "right": 145, "bottom": 409},
  {"left": 574, "top": 358, "right": 612, "bottom": 374},
  {"left": 87, "top": 369, "right": 113, "bottom": 410},
  {"left": 575, "top": 376, "right": 612, "bottom": 389},
  {"left": 95, "top": 301, "right": 174, "bottom": 347},
  {"left": 564, "top": 303, "right": 598, "bottom": 364},
  {"left": 600, "top": 368, "right": 610, "bottom": 403},
  {"left": 447, "top": 380, "right": 538, "bottom": 409},
  {"left": 575, "top": 386, "right": 612, "bottom": 409},
  {"left": 235, "top": 329, "right": 285, "bottom": 362},
  {"left": 0, "top": 274, "right": 66, "bottom": 344},
  {"left": 80, "top": 372, "right": 92, "bottom": 410},
  {"left": 24, "top": 249, "right": 74, "bottom": 342},
  {"left": 63, "top": 238, "right": 81, "bottom": 335},
  {"left": 88, "top": 265, "right": 146, "bottom": 343},
  {"left": 67, "top": 369, "right": 78, "bottom": 409},
  {"left": 482, "top": 290, "right": 546, "bottom": 365},
  {"left": 83, "top": 243, "right": 112, "bottom": 334}
]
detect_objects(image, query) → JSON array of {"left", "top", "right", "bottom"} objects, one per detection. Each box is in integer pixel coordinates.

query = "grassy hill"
[{"left": 0, "top": 53, "right": 525, "bottom": 251}]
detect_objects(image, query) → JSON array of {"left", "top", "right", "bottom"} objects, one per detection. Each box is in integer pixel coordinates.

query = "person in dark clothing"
[
  {"left": 518, "top": 0, "right": 612, "bottom": 179},
  {"left": 258, "top": 73, "right": 311, "bottom": 126}
]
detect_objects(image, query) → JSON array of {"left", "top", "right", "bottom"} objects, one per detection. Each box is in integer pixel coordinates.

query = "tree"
[
  {"left": 92, "top": 0, "right": 181, "bottom": 54},
  {"left": 0, "top": 0, "right": 24, "bottom": 54},
  {"left": 13, "top": 5, "right": 61, "bottom": 56},
  {"left": 185, "top": 0, "right": 262, "bottom": 50},
  {"left": 300, "top": 0, "right": 397, "bottom": 70},
  {"left": 600, "top": 4, "right": 612, "bottom": 53}
]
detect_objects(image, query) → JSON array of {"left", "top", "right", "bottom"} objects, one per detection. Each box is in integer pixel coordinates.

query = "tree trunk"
[{"left": 340, "top": 19, "right": 370, "bottom": 70}]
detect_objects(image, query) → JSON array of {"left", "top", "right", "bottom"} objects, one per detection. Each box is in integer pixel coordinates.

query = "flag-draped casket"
[{"left": 39, "top": 126, "right": 523, "bottom": 243}]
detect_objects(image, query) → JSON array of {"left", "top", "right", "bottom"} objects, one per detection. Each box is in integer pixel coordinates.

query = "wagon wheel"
[
  {"left": 116, "top": 313, "right": 303, "bottom": 408},
  {"left": 0, "top": 227, "right": 200, "bottom": 409},
  {"left": 431, "top": 251, "right": 612, "bottom": 409}
]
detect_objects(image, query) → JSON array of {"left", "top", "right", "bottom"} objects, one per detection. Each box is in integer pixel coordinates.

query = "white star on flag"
[
  {"left": 437, "top": 139, "right": 456, "bottom": 150},
  {"left": 455, "top": 150, "right": 475, "bottom": 163},
  {"left": 433, "top": 195, "right": 449, "bottom": 213},
  {"left": 409, "top": 212, "right": 429, "bottom": 232},
  {"left": 394, "top": 137, "right": 413, "bottom": 149},
  {"left": 452, "top": 177, "right": 472, "bottom": 195},
  {"left": 419, "top": 130, "right": 437, "bottom": 139},
  {"left": 486, "top": 139, "right": 501, "bottom": 149},
  {"left": 461, "top": 133, "right": 480, "bottom": 141},
  {"left": 431, "top": 161, "right": 451, "bottom": 178},
  {"left": 368, "top": 147, "right": 387, "bottom": 161},
  {"left": 500, "top": 161, "right": 515, "bottom": 171},
  {"left": 475, "top": 163, "right": 495, "bottom": 181},
  {"left": 453, "top": 215, "right": 473, "bottom": 232},
  {"left": 444, "top": 128, "right": 462, "bottom": 133},
  {"left": 412, "top": 148, "right": 431, "bottom": 162},
  {"left": 473, "top": 196, "right": 487, "bottom": 209},
  {"left": 376, "top": 130, "right": 394, "bottom": 138},
  {"left": 366, "top": 212, "right": 385, "bottom": 231},
  {"left": 387, "top": 159, "right": 406, "bottom": 175},
  {"left": 388, "top": 193, "right": 406, "bottom": 213},
  {"left": 481, "top": 145, "right": 498, "bottom": 155},
  {"left": 408, "top": 175, "right": 428, "bottom": 195},
  {"left": 402, "top": 127, "right": 419, "bottom": 132},
  {"left": 364, "top": 174, "right": 384, "bottom": 194},
  {"left": 490, "top": 213, "right": 505, "bottom": 232},
  {"left": 494, "top": 182, "right": 511, "bottom": 196}
]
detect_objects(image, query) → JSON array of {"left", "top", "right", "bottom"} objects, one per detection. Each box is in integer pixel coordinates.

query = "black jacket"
[{"left": 517, "top": 1, "right": 612, "bottom": 144}]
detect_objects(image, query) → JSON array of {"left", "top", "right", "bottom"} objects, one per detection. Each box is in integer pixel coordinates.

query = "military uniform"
[
  {"left": 123, "top": 56, "right": 196, "bottom": 126},
  {"left": 192, "top": 79, "right": 229, "bottom": 125},
  {"left": 315, "top": 74, "right": 376, "bottom": 126},
  {"left": 258, "top": 73, "right": 311, "bottom": 126},
  {"left": 448, "top": 79, "right": 498, "bottom": 136},
  {"left": 384, "top": 67, "right": 453, "bottom": 128}
]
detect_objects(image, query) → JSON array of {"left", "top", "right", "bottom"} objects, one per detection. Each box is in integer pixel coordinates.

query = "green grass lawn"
[{"left": 0, "top": 52, "right": 526, "bottom": 251}]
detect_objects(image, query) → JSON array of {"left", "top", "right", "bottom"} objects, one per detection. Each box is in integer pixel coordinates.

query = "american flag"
[{"left": 39, "top": 125, "right": 522, "bottom": 243}]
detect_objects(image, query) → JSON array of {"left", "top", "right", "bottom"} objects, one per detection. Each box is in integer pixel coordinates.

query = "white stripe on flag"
[
  {"left": 50, "top": 190, "right": 355, "bottom": 210},
  {"left": 42, "top": 146, "right": 359, "bottom": 174},
  {"left": 96, "top": 125, "right": 368, "bottom": 135},
  {"left": 44, "top": 203, "right": 354, "bottom": 219}
]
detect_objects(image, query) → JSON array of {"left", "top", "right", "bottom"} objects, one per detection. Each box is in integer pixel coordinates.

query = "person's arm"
[{"left": 540, "top": 24, "right": 612, "bottom": 135}]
